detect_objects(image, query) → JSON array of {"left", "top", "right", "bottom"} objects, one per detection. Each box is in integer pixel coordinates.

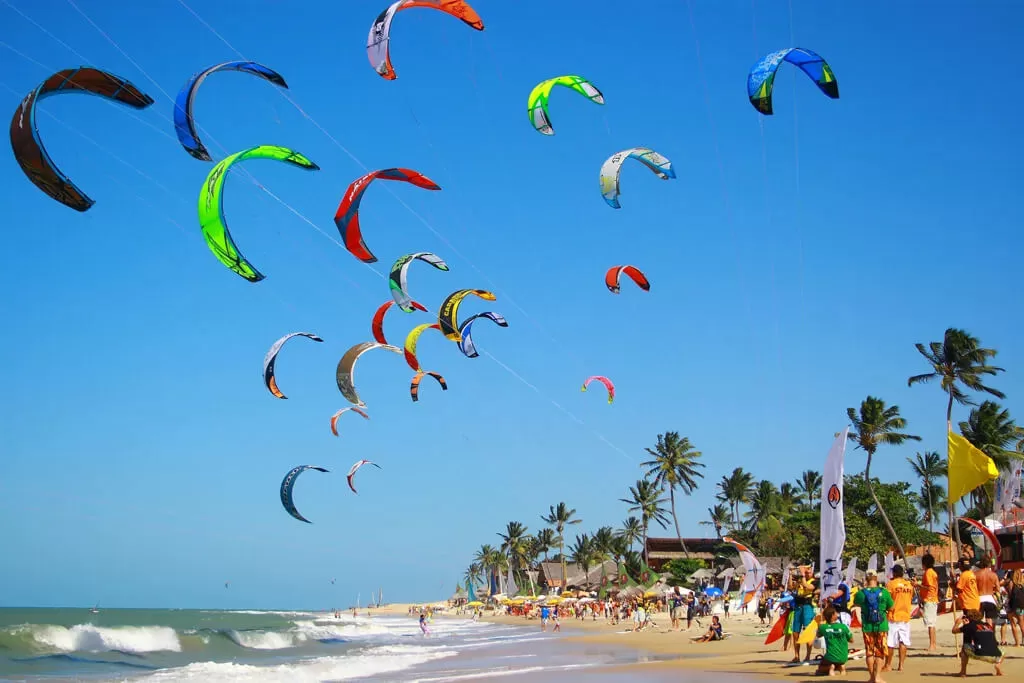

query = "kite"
[
  {"left": 367, "top": 0, "right": 485, "bottom": 80},
  {"left": 457, "top": 312, "right": 508, "bottom": 359},
  {"left": 747, "top": 48, "right": 838, "bottom": 115},
  {"left": 335, "top": 169, "right": 442, "bottom": 263},
  {"left": 173, "top": 61, "right": 288, "bottom": 162},
  {"left": 195, "top": 144, "right": 315, "bottom": 282},
  {"left": 280, "top": 465, "right": 329, "bottom": 524},
  {"left": 527, "top": 75, "right": 604, "bottom": 136},
  {"left": 582, "top": 375, "right": 615, "bottom": 404},
  {"left": 336, "top": 341, "right": 402, "bottom": 407},
  {"left": 389, "top": 252, "right": 450, "bottom": 312},
  {"left": 372, "top": 299, "right": 429, "bottom": 345},
  {"left": 403, "top": 323, "right": 443, "bottom": 372},
  {"left": 10, "top": 67, "right": 154, "bottom": 212},
  {"left": 346, "top": 459, "right": 382, "bottom": 494},
  {"left": 599, "top": 148, "right": 675, "bottom": 209},
  {"left": 604, "top": 265, "right": 650, "bottom": 294},
  {"left": 263, "top": 332, "right": 324, "bottom": 399},
  {"left": 438, "top": 289, "right": 496, "bottom": 341},
  {"left": 410, "top": 371, "right": 447, "bottom": 402},
  {"left": 198, "top": 145, "right": 319, "bottom": 282},
  {"left": 330, "top": 406, "right": 370, "bottom": 437}
]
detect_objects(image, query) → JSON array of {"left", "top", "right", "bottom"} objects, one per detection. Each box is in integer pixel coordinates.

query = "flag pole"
[{"left": 947, "top": 422, "right": 960, "bottom": 657}]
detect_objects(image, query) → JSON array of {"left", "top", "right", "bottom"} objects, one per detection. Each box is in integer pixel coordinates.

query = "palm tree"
[
  {"left": 593, "top": 526, "right": 618, "bottom": 559},
  {"left": 498, "top": 521, "right": 534, "bottom": 593},
  {"left": 847, "top": 396, "right": 922, "bottom": 564},
  {"left": 778, "top": 482, "right": 799, "bottom": 516},
  {"left": 745, "top": 480, "right": 781, "bottom": 532},
  {"left": 568, "top": 534, "right": 596, "bottom": 588},
  {"left": 906, "top": 451, "right": 947, "bottom": 532},
  {"left": 716, "top": 467, "right": 755, "bottom": 528},
  {"left": 918, "top": 481, "right": 948, "bottom": 530},
  {"left": 641, "top": 432, "right": 705, "bottom": 558},
  {"left": 619, "top": 516, "right": 643, "bottom": 552},
  {"left": 464, "top": 562, "right": 483, "bottom": 590},
  {"left": 541, "top": 503, "right": 581, "bottom": 596},
  {"left": 959, "top": 402, "right": 1024, "bottom": 471},
  {"left": 474, "top": 544, "right": 503, "bottom": 594},
  {"left": 908, "top": 328, "right": 1005, "bottom": 552},
  {"left": 533, "top": 528, "right": 557, "bottom": 563},
  {"left": 700, "top": 503, "right": 731, "bottom": 538},
  {"left": 620, "top": 478, "right": 671, "bottom": 563},
  {"left": 796, "top": 470, "right": 823, "bottom": 510},
  {"left": 908, "top": 328, "right": 1006, "bottom": 425}
]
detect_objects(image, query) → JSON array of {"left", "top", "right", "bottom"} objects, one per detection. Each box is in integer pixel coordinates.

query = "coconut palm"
[
  {"left": 533, "top": 528, "right": 557, "bottom": 563},
  {"left": 847, "top": 396, "right": 921, "bottom": 564},
  {"left": 541, "top": 503, "right": 581, "bottom": 596},
  {"left": 919, "top": 482, "right": 948, "bottom": 530},
  {"left": 908, "top": 328, "right": 1006, "bottom": 425},
  {"left": 796, "top": 470, "right": 823, "bottom": 510},
  {"left": 568, "top": 534, "right": 597, "bottom": 588},
  {"left": 745, "top": 480, "right": 781, "bottom": 532},
  {"left": 716, "top": 467, "right": 756, "bottom": 529},
  {"left": 619, "top": 516, "right": 644, "bottom": 552},
  {"left": 620, "top": 478, "right": 671, "bottom": 563},
  {"left": 906, "top": 451, "right": 947, "bottom": 532},
  {"left": 959, "top": 402, "right": 1024, "bottom": 471},
  {"left": 593, "top": 526, "right": 618, "bottom": 558},
  {"left": 700, "top": 503, "right": 731, "bottom": 538},
  {"left": 498, "top": 521, "right": 534, "bottom": 593},
  {"left": 473, "top": 544, "right": 505, "bottom": 594},
  {"left": 464, "top": 562, "right": 483, "bottom": 590},
  {"left": 641, "top": 432, "right": 705, "bottom": 558}
]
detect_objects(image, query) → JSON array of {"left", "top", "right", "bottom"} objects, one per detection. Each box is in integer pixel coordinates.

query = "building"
[
  {"left": 538, "top": 560, "right": 618, "bottom": 591},
  {"left": 645, "top": 537, "right": 722, "bottom": 572}
]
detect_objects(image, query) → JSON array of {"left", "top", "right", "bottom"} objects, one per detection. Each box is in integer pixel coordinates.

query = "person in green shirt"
[
  {"left": 816, "top": 606, "right": 853, "bottom": 676},
  {"left": 853, "top": 572, "right": 895, "bottom": 683}
]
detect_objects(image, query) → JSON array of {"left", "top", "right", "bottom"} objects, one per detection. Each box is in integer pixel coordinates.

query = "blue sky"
[{"left": 1, "top": 0, "right": 1021, "bottom": 609}]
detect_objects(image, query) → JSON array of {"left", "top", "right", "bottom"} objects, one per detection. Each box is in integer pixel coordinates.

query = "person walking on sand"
[
  {"left": 917, "top": 552, "right": 940, "bottom": 651},
  {"left": 816, "top": 606, "right": 853, "bottom": 677},
  {"left": 552, "top": 605, "right": 561, "bottom": 632},
  {"left": 976, "top": 557, "right": 1000, "bottom": 626},
  {"left": 1006, "top": 569, "right": 1024, "bottom": 647},
  {"left": 853, "top": 571, "right": 894, "bottom": 683},
  {"left": 953, "top": 610, "right": 1003, "bottom": 676},
  {"left": 884, "top": 564, "right": 914, "bottom": 672},
  {"left": 540, "top": 605, "right": 549, "bottom": 632}
]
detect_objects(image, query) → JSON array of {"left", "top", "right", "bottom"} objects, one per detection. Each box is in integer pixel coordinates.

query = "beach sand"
[{"left": 478, "top": 608, "right": 1023, "bottom": 680}]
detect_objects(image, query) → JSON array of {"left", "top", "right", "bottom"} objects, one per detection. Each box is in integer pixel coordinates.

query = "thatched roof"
[{"left": 539, "top": 560, "right": 617, "bottom": 589}]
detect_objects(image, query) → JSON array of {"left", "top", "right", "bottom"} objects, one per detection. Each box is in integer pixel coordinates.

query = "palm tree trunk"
[
  {"left": 559, "top": 533, "right": 566, "bottom": 596},
  {"left": 642, "top": 523, "right": 649, "bottom": 564},
  {"left": 864, "top": 451, "right": 909, "bottom": 568},
  {"left": 925, "top": 473, "right": 933, "bottom": 533},
  {"left": 669, "top": 487, "right": 691, "bottom": 558}
]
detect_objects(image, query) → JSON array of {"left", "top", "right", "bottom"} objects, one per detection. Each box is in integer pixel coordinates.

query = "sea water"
[{"left": 0, "top": 608, "right": 709, "bottom": 681}]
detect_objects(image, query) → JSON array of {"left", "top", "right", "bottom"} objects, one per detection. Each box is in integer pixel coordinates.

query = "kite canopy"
[
  {"left": 457, "top": 312, "right": 508, "bottom": 359},
  {"left": 280, "top": 465, "right": 329, "bottom": 524},
  {"left": 404, "top": 323, "right": 443, "bottom": 372},
  {"left": 410, "top": 370, "right": 447, "bottom": 402},
  {"left": 372, "top": 299, "right": 429, "bottom": 345},
  {"left": 599, "top": 148, "right": 675, "bottom": 209},
  {"left": 10, "top": 67, "right": 154, "bottom": 212},
  {"left": 336, "top": 168, "right": 442, "bottom": 263},
  {"left": 173, "top": 61, "right": 288, "bottom": 162},
  {"left": 582, "top": 375, "right": 615, "bottom": 404},
  {"left": 605, "top": 265, "right": 650, "bottom": 294},
  {"left": 263, "top": 332, "right": 324, "bottom": 399},
  {"left": 389, "top": 252, "right": 450, "bottom": 312},
  {"left": 527, "top": 75, "right": 604, "bottom": 136},
  {"left": 747, "top": 47, "right": 838, "bottom": 115},
  {"left": 438, "top": 289, "right": 497, "bottom": 341},
  {"left": 336, "top": 342, "right": 402, "bottom": 407},
  {"left": 367, "top": 0, "right": 485, "bottom": 81},
  {"left": 330, "top": 406, "right": 370, "bottom": 436},
  {"left": 197, "top": 145, "right": 319, "bottom": 282}
]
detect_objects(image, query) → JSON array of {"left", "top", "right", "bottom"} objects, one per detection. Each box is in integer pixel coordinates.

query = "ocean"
[{"left": 0, "top": 607, "right": 672, "bottom": 681}]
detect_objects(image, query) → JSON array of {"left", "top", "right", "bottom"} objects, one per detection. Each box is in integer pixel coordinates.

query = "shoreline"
[{"left": 474, "top": 608, "right": 1023, "bottom": 680}]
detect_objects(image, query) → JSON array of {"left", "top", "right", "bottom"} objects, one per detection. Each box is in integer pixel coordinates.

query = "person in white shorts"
[
  {"left": 917, "top": 553, "right": 940, "bottom": 651},
  {"left": 885, "top": 564, "right": 914, "bottom": 672}
]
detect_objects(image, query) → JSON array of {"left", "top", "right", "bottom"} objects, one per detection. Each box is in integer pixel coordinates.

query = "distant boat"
[{"left": 89, "top": 605, "right": 100, "bottom": 614}]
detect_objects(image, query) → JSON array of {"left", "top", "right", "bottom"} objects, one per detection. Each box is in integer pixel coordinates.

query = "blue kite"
[{"left": 747, "top": 48, "right": 838, "bottom": 115}]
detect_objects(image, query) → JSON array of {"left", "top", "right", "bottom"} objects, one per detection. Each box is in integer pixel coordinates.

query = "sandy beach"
[{"left": 471, "top": 607, "right": 1023, "bottom": 680}]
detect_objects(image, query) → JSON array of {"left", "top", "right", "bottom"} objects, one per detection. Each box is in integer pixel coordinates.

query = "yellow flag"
[{"left": 948, "top": 430, "right": 999, "bottom": 501}]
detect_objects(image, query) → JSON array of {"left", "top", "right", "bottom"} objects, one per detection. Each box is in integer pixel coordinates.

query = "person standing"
[
  {"left": 1005, "top": 569, "right": 1024, "bottom": 648},
  {"left": 790, "top": 566, "right": 817, "bottom": 664},
  {"left": 884, "top": 565, "right": 914, "bottom": 672},
  {"left": 917, "top": 552, "right": 940, "bottom": 651},
  {"left": 669, "top": 587, "right": 683, "bottom": 631},
  {"left": 824, "top": 578, "right": 852, "bottom": 627},
  {"left": 957, "top": 558, "right": 980, "bottom": 613},
  {"left": 853, "top": 571, "right": 894, "bottom": 683},
  {"left": 975, "top": 557, "right": 1000, "bottom": 626},
  {"left": 540, "top": 605, "right": 549, "bottom": 632}
]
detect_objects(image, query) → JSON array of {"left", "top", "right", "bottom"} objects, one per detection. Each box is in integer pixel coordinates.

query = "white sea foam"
[
  {"left": 23, "top": 623, "right": 182, "bottom": 653},
  {"left": 144, "top": 644, "right": 457, "bottom": 682}
]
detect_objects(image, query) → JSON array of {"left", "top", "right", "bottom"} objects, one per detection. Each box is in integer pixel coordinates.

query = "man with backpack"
[{"left": 854, "top": 571, "right": 895, "bottom": 683}]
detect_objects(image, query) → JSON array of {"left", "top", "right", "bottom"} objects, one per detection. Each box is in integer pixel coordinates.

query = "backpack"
[{"left": 862, "top": 588, "right": 882, "bottom": 624}]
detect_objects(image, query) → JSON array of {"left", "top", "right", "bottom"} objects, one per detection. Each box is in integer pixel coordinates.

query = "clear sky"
[{"left": 1, "top": 0, "right": 1021, "bottom": 609}]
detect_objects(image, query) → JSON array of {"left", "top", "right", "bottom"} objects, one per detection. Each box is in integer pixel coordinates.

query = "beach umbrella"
[{"left": 703, "top": 586, "right": 724, "bottom": 598}]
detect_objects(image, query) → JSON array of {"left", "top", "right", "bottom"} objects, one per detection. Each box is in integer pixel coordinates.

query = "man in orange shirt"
[
  {"left": 974, "top": 556, "right": 1000, "bottom": 625},
  {"left": 917, "top": 552, "right": 940, "bottom": 651},
  {"left": 957, "top": 559, "right": 980, "bottom": 613},
  {"left": 885, "top": 564, "right": 915, "bottom": 672}
]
